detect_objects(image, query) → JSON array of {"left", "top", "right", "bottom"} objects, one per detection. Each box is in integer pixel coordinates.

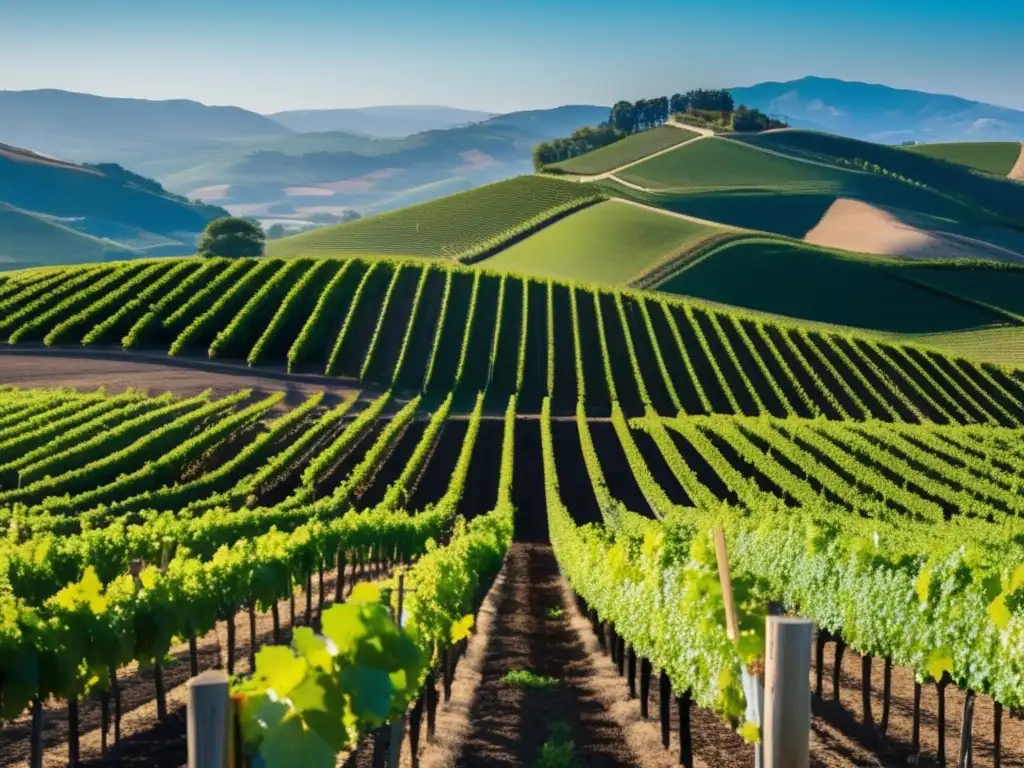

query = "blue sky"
[{"left": 1, "top": 0, "right": 1021, "bottom": 113}]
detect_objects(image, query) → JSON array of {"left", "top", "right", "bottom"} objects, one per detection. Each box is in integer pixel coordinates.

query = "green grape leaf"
[
  {"left": 914, "top": 567, "right": 932, "bottom": 605},
  {"left": 738, "top": 721, "right": 760, "bottom": 744},
  {"left": 338, "top": 664, "right": 394, "bottom": 723},
  {"left": 320, "top": 603, "right": 372, "bottom": 658},
  {"left": 253, "top": 646, "right": 307, "bottom": 697},
  {"left": 258, "top": 711, "right": 336, "bottom": 768},
  {"left": 1010, "top": 564, "right": 1024, "bottom": 593},
  {"left": 287, "top": 674, "right": 352, "bottom": 752},
  {"left": 349, "top": 582, "right": 381, "bottom": 604},
  {"left": 450, "top": 614, "right": 474, "bottom": 644},
  {"left": 925, "top": 648, "right": 953, "bottom": 683},
  {"left": 988, "top": 595, "right": 1011, "bottom": 630},
  {"left": 293, "top": 627, "right": 333, "bottom": 671},
  {"left": 240, "top": 693, "right": 287, "bottom": 747}
]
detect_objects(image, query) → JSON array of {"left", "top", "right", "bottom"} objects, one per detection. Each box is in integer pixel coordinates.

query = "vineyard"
[
  {"left": 1, "top": 253, "right": 1023, "bottom": 766},
  {"left": 263, "top": 175, "right": 601, "bottom": 260},
  {"left": 547, "top": 125, "right": 701, "bottom": 176},
  {"left": 3, "top": 256, "right": 1024, "bottom": 426}
]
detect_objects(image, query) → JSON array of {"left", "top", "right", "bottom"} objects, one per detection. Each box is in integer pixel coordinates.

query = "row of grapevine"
[
  {"left": 546, "top": 401, "right": 1024, "bottom": 716},
  {"left": 232, "top": 396, "right": 517, "bottom": 767},
  {"left": 6, "top": 256, "right": 1024, "bottom": 426}
]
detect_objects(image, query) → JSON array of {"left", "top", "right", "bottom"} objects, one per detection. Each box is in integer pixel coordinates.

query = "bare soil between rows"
[
  {"left": 0, "top": 349, "right": 362, "bottom": 404},
  {"left": 448, "top": 542, "right": 642, "bottom": 767}
]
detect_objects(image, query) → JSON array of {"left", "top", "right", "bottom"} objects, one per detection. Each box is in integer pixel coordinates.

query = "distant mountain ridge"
[
  {"left": 0, "top": 89, "right": 292, "bottom": 158},
  {"left": 729, "top": 76, "right": 1024, "bottom": 143},
  {"left": 267, "top": 105, "right": 498, "bottom": 137}
]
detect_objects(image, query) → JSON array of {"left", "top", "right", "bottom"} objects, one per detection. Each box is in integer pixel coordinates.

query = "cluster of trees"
[
  {"left": 534, "top": 88, "right": 781, "bottom": 168},
  {"left": 672, "top": 89, "right": 735, "bottom": 113},
  {"left": 732, "top": 105, "right": 788, "bottom": 132},
  {"left": 533, "top": 124, "right": 621, "bottom": 168}
]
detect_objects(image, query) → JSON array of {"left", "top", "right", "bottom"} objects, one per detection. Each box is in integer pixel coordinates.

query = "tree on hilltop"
[{"left": 197, "top": 216, "right": 265, "bottom": 258}]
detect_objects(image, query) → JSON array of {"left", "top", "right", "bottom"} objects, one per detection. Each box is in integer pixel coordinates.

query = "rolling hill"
[
  {"left": 0, "top": 142, "right": 227, "bottom": 267},
  {"left": 261, "top": 117, "right": 1024, "bottom": 364},
  {"left": 483, "top": 199, "right": 722, "bottom": 284},
  {"left": 904, "top": 141, "right": 1024, "bottom": 176},
  {"left": 266, "top": 175, "right": 598, "bottom": 259}
]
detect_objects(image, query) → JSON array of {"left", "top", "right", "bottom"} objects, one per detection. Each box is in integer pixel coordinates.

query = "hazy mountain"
[
  {"left": 483, "top": 105, "right": 610, "bottom": 137},
  {"left": 161, "top": 106, "right": 612, "bottom": 220},
  {"left": 730, "top": 76, "right": 1024, "bottom": 143},
  {"left": 0, "top": 142, "right": 227, "bottom": 266},
  {"left": 267, "top": 105, "right": 497, "bottom": 138},
  {"left": 0, "top": 89, "right": 293, "bottom": 161}
]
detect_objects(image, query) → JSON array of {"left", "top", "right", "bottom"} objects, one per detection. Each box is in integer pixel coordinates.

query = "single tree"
[
  {"left": 265, "top": 223, "right": 287, "bottom": 240},
  {"left": 197, "top": 216, "right": 266, "bottom": 258}
]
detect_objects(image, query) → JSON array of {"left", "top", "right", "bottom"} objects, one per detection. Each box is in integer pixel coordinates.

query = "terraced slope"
[
  {"left": 484, "top": 200, "right": 722, "bottom": 283},
  {"left": 4, "top": 255, "right": 1024, "bottom": 427},
  {"left": 265, "top": 175, "right": 602, "bottom": 259},
  {"left": 904, "top": 141, "right": 1022, "bottom": 176},
  {"left": 548, "top": 125, "right": 700, "bottom": 176}
]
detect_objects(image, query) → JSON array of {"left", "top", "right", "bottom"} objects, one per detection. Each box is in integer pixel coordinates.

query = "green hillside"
[
  {"left": 610, "top": 136, "right": 975, "bottom": 237},
  {"left": 903, "top": 141, "right": 1021, "bottom": 177},
  {"left": 906, "top": 266, "right": 1024, "bottom": 318},
  {"left": 729, "top": 130, "right": 1024, "bottom": 227},
  {"left": 266, "top": 175, "right": 600, "bottom": 259},
  {"left": 655, "top": 236, "right": 1008, "bottom": 334},
  {"left": 618, "top": 137, "right": 854, "bottom": 192},
  {"left": 484, "top": 200, "right": 721, "bottom": 283},
  {"left": 548, "top": 125, "right": 700, "bottom": 176},
  {"left": 0, "top": 204, "right": 136, "bottom": 267},
  {"left": 901, "top": 325, "right": 1024, "bottom": 366}
]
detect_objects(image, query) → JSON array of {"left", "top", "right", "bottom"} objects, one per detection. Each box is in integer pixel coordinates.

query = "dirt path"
[
  {"left": 1010, "top": 142, "right": 1024, "bottom": 181},
  {"left": 444, "top": 542, "right": 644, "bottom": 767},
  {"left": 0, "top": 348, "right": 362, "bottom": 404}
]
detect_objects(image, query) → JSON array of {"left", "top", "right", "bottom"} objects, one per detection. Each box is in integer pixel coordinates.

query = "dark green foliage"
[{"left": 198, "top": 217, "right": 266, "bottom": 258}]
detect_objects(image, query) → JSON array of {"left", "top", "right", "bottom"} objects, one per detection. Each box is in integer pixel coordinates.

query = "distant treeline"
[{"left": 534, "top": 89, "right": 783, "bottom": 169}]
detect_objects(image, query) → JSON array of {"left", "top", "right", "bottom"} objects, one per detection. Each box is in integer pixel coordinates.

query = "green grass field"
[
  {"left": 655, "top": 236, "right": 1005, "bottom": 333},
  {"left": 484, "top": 200, "right": 721, "bottom": 284},
  {"left": 265, "top": 175, "right": 596, "bottom": 259},
  {"left": 548, "top": 126, "right": 700, "bottom": 176},
  {"left": 903, "top": 141, "right": 1022, "bottom": 177}
]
